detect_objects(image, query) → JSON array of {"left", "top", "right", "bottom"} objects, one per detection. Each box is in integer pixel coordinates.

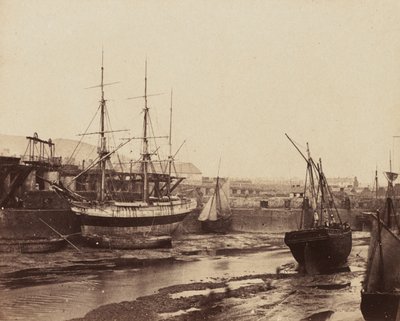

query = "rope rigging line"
[
  {"left": 105, "top": 106, "right": 125, "bottom": 173},
  {"left": 147, "top": 112, "right": 165, "bottom": 174},
  {"left": 66, "top": 104, "right": 101, "bottom": 166}
]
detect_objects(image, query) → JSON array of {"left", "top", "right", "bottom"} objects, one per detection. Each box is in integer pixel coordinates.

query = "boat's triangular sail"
[
  {"left": 198, "top": 178, "right": 231, "bottom": 222},
  {"left": 198, "top": 194, "right": 217, "bottom": 221}
]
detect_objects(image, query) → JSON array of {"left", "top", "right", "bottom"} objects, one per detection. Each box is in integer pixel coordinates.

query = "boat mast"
[
  {"left": 375, "top": 166, "right": 379, "bottom": 199},
  {"left": 306, "top": 143, "right": 317, "bottom": 206},
  {"left": 215, "top": 158, "right": 222, "bottom": 216},
  {"left": 142, "top": 60, "right": 150, "bottom": 202},
  {"left": 99, "top": 51, "right": 107, "bottom": 202},
  {"left": 318, "top": 158, "right": 326, "bottom": 223},
  {"left": 167, "top": 89, "right": 173, "bottom": 197},
  {"left": 306, "top": 143, "right": 317, "bottom": 225}
]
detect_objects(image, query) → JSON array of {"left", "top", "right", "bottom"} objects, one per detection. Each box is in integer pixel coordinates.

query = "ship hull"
[
  {"left": 0, "top": 208, "right": 80, "bottom": 239},
  {"left": 361, "top": 292, "right": 400, "bottom": 321},
  {"left": 73, "top": 199, "right": 196, "bottom": 249},
  {"left": 201, "top": 216, "right": 232, "bottom": 234},
  {"left": 361, "top": 212, "right": 400, "bottom": 321},
  {"left": 284, "top": 226, "right": 352, "bottom": 274}
]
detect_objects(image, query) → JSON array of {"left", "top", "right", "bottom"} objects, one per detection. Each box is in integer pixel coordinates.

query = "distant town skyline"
[
  {"left": 0, "top": 132, "right": 380, "bottom": 187},
  {"left": 1, "top": 1, "right": 400, "bottom": 184}
]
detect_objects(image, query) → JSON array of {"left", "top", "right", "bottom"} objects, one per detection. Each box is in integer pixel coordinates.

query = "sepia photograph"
[{"left": 1, "top": 1, "right": 400, "bottom": 320}]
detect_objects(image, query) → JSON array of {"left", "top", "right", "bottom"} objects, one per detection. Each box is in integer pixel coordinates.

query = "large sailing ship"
[
  {"left": 54, "top": 59, "right": 196, "bottom": 249},
  {"left": 284, "top": 134, "right": 352, "bottom": 274},
  {"left": 361, "top": 167, "right": 400, "bottom": 321}
]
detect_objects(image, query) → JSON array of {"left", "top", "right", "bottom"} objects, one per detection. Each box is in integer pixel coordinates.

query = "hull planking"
[
  {"left": 73, "top": 199, "right": 197, "bottom": 249},
  {"left": 284, "top": 226, "right": 352, "bottom": 274}
]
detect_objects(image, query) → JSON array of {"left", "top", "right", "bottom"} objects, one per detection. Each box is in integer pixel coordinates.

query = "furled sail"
[{"left": 384, "top": 171, "right": 399, "bottom": 184}]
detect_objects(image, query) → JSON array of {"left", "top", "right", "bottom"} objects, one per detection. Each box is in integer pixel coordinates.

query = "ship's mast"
[
  {"left": 306, "top": 143, "right": 316, "bottom": 203},
  {"left": 167, "top": 89, "right": 173, "bottom": 197},
  {"left": 142, "top": 61, "right": 150, "bottom": 202},
  {"left": 318, "top": 158, "right": 326, "bottom": 222},
  {"left": 375, "top": 166, "right": 379, "bottom": 199},
  {"left": 99, "top": 51, "right": 107, "bottom": 202}
]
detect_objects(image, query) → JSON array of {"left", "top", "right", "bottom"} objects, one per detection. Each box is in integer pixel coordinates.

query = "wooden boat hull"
[
  {"left": 361, "top": 292, "right": 400, "bottom": 321},
  {"left": 201, "top": 216, "right": 232, "bottom": 234},
  {"left": 284, "top": 226, "right": 352, "bottom": 273},
  {"left": 361, "top": 213, "right": 400, "bottom": 321},
  {"left": 0, "top": 238, "right": 66, "bottom": 253},
  {"left": 74, "top": 199, "right": 197, "bottom": 249}
]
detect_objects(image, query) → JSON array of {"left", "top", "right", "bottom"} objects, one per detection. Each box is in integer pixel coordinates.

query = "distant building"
[
  {"left": 173, "top": 162, "right": 202, "bottom": 183},
  {"left": 327, "top": 177, "right": 354, "bottom": 187},
  {"left": 289, "top": 184, "right": 304, "bottom": 198},
  {"left": 353, "top": 176, "right": 359, "bottom": 188}
]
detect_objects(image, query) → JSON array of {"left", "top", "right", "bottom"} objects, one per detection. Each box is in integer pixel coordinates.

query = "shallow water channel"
[
  {"left": 0, "top": 248, "right": 291, "bottom": 321},
  {"left": 0, "top": 232, "right": 370, "bottom": 321}
]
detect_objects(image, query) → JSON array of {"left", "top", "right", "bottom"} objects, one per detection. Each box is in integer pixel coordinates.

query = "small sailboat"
[
  {"left": 53, "top": 58, "right": 196, "bottom": 249},
  {"left": 198, "top": 162, "right": 232, "bottom": 233},
  {"left": 284, "top": 134, "right": 352, "bottom": 274},
  {"left": 361, "top": 166, "right": 400, "bottom": 321}
]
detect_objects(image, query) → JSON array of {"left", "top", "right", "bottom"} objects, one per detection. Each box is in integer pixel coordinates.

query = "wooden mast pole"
[
  {"left": 142, "top": 60, "right": 149, "bottom": 202},
  {"left": 375, "top": 166, "right": 378, "bottom": 200},
  {"left": 167, "top": 89, "right": 173, "bottom": 197},
  {"left": 99, "top": 50, "right": 107, "bottom": 202},
  {"left": 306, "top": 143, "right": 317, "bottom": 228}
]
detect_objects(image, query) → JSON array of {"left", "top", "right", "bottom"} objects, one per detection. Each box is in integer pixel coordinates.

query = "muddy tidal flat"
[{"left": 0, "top": 232, "right": 370, "bottom": 321}]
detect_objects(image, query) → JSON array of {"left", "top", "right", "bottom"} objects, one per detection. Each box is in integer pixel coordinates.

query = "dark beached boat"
[
  {"left": 361, "top": 170, "right": 400, "bottom": 321},
  {"left": 285, "top": 225, "right": 351, "bottom": 274},
  {"left": 284, "top": 134, "right": 352, "bottom": 274},
  {"left": 0, "top": 237, "right": 66, "bottom": 253}
]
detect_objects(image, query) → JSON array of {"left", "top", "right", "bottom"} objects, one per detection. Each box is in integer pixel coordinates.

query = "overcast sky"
[{"left": 1, "top": 0, "right": 400, "bottom": 184}]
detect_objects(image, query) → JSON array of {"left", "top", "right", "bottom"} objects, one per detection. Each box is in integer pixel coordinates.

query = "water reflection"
[{"left": 1, "top": 250, "right": 291, "bottom": 321}]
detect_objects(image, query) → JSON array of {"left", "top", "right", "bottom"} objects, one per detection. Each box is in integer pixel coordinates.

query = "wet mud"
[{"left": 0, "top": 232, "right": 370, "bottom": 321}]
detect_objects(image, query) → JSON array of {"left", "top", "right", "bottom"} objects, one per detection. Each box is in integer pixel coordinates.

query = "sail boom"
[{"left": 77, "top": 129, "right": 129, "bottom": 136}]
